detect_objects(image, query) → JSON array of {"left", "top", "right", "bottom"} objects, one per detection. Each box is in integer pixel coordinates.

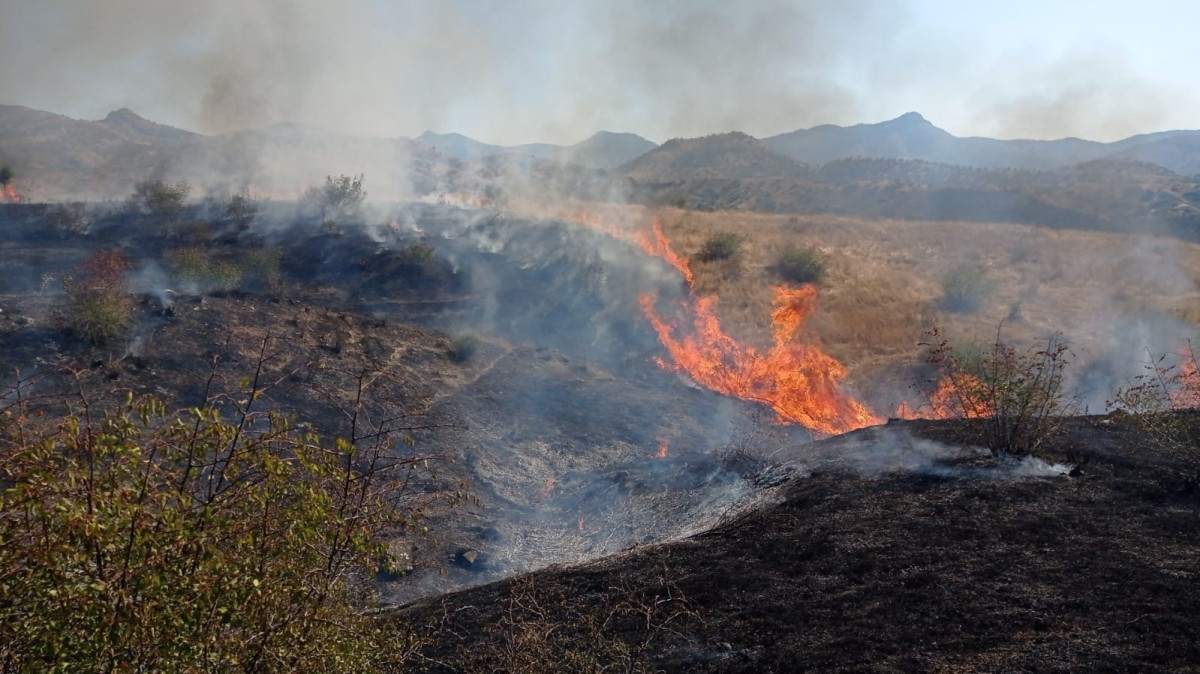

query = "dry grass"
[{"left": 649, "top": 207, "right": 1200, "bottom": 407}]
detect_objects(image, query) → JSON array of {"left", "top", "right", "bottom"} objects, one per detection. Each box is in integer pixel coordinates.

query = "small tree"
[
  {"left": 303, "top": 174, "right": 366, "bottom": 225},
  {"left": 130, "top": 178, "right": 191, "bottom": 221},
  {"left": 774, "top": 246, "right": 827, "bottom": 285},
  {"left": 61, "top": 250, "right": 135, "bottom": 344},
  {"left": 47, "top": 202, "right": 90, "bottom": 238},
  {"left": 0, "top": 166, "right": 12, "bottom": 187}
]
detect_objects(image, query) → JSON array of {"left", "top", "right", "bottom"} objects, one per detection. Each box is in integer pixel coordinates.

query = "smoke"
[
  {"left": 0, "top": 0, "right": 904, "bottom": 144},
  {"left": 968, "top": 50, "right": 1195, "bottom": 142}
]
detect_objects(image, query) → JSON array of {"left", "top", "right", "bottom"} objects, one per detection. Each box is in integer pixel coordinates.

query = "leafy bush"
[
  {"left": 941, "top": 264, "right": 995, "bottom": 313},
  {"left": 449, "top": 333, "right": 480, "bottom": 363},
  {"left": 697, "top": 232, "right": 743, "bottom": 262},
  {"left": 774, "top": 246, "right": 827, "bottom": 285},
  {"left": 130, "top": 178, "right": 191, "bottom": 221},
  {"left": 304, "top": 174, "right": 366, "bottom": 224},
  {"left": 922, "top": 327, "right": 1076, "bottom": 456},
  {"left": 61, "top": 250, "right": 135, "bottom": 344},
  {"left": 0, "top": 364, "right": 440, "bottom": 671}
]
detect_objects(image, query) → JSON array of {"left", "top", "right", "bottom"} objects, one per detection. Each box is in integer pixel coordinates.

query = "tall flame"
[
  {"left": 1, "top": 183, "right": 21, "bottom": 203},
  {"left": 641, "top": 286, "right": 882, "bottom": 436},
  {"left": 514, "top": 203, "right": 882, "bottom": 436}
]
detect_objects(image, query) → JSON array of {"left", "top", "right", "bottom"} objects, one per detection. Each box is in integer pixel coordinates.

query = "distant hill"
[
  {"left": 617, "top": 132, "right": 807, "bottom": 181},
  {"left": 763, "top": 112, "right": 1200, "bottom": 175},
  {"left": 415, "top": 129, "right": 657, "bottom": 170},
  {"left": 0, "top": 105, "right": 441, "bottom": 201}
]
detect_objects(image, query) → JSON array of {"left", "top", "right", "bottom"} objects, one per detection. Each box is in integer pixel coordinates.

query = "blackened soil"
[{"left": 390, "top": 417, "right": 1200, "bottom": 673}]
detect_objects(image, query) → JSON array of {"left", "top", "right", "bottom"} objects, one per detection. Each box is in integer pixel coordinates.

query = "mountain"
[
  {"left": 0, "top": 105, "right": 441, "bottom": 201},
  {"left": 617, "top": 132, "right": 807, "bottom": 182},
  {"left": 763, "top": 112, "right": 1200, "bottom": 175},
  {"left": 415, "top": 129, "right": 658, "bottom": 170}
]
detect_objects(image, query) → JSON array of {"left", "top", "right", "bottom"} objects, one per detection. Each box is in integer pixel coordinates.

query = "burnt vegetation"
[{"left": 2, "top": 110, "right": 1200, "bottom": 670}]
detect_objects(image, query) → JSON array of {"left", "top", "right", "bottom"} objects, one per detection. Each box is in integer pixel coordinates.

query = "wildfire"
[
  {"left": 893, "top": 373, "right": 992, "bottom": 420},
  {"left": 656, "top": 439, "right": 669, "bottom": 458},
  {"left": 642, "top": 286, "right": 882, "bottom": 436},
  {"left": 526, "top": 203, "right": 883, "bottom": 437},
  {"left": 1171, "top": 350, "right": 1200, "bottom": 409},
  {"left": 1, "top": 183, "right": 22, "bottom": 203}
]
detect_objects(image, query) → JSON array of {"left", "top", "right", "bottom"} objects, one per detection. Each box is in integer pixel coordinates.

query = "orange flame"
[
  {"left": 894, "top": 373, "right": 992, "bottom": 420},
  {"left": 526, "top": 204, "right": 881, "bottom": 436},
  {"left": 1, "top": 183, "right": 21, "bottom": 203},
  {"left": 1171, "top": 350, "right": 1200, "bottom": 409},
  {"left": 656, "top": 439, "right": 669, "bottom": 458},
  {"left": 641, "top": 285, "right": 882, "bottom": 436}
]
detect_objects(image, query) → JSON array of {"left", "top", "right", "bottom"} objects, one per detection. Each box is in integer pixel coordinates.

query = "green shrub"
[
  {"left": 0, "top": 374, "right": 436, "bottom": 671},
  {"left": 61, "top": 250, "right": 135, "bottom": 344},
  {"left": 774, "top": 246, "right": 827, "bottom": 284},
  {"left": 130, "top": 178, "right": 191, "bottom": 221},
  {"left": 697, "top": 232, "right": 743, "bottom": 262},
  {"left": 941, "top": 264, "right": 995, "bottom": 313},
  {"left": 449, "top": 333, "right": 480, "bottom": 363}
]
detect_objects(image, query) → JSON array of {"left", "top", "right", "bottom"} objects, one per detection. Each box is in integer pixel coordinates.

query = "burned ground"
[{"left": 391, "top": 418, "right": 1200, "bottom": 672}]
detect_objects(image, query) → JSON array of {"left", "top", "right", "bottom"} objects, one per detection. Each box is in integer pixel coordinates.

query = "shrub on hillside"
[
  {"left": 61, "top": 250, "right": 135, "bottom": 344},
  {"left": 167, "top": 247, "right": 243, "bottom": 290},
  {"left": 941, "top": 264, "right": 995, "bottom": 313},
  {"left": 449, "top": 333, "right": 480, "bottom": 363},
  {"left": 1109, "top": 343, "right": 1200, "bottom": 488},
  {"left": 47, "top": 201, "right": 90, "bottom": 238},
  {"left": 304, "top": 174, "right": 366, "bottom": 225},
  {"left": 0, "top": 361, "right": 447, "bottom": 670},
  {"left": 922, "top": 327, "right": 1076, "bottom": 457},
  {"left": 774, "top": 246, "right": 827, "bottom": 285},
  {"left": 697, "top": 232, "right": 743, "bottom": 262},
  {"left": 130, "top": 178, "right": 191, "bottom": 221}
]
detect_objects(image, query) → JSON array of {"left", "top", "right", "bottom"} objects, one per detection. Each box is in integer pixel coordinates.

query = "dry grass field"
[{"left": 649, "top": 207, "right": 1200, "bottom": 411}]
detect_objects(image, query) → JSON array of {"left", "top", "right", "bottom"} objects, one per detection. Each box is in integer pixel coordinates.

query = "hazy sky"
[{"left": 0, "top": 0, "right": 1196, "bottom": 144}]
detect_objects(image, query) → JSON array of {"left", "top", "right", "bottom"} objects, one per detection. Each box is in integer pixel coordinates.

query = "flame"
[
  {"left": 1171, "top": 350, "right": 1200, "bottom": 409},
  {"left": 577, "top": 517, "right": 584, "bottom": 532},
  {"left": 521, "top": 203, "right": 881, "bottom": 436},
  {"left": 894, "top": 373, "right": 992, "bottom": 420},
  {"left": 656, "top": 439, "right": 669, "bottom": 458},
  {"left": 641, "top": 285, "right": 882, "bottom": 436},
  {"left": 1, "top": 183, "right": 22, "bottom": 203}
]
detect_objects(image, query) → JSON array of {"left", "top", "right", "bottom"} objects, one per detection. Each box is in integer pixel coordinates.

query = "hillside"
[
  {"left": 617, "top": 132, "right": 808, "bottom": 182},
  {"left": 392, "top": 417, "right": 1200, "bottom": 672},
  {"left": 414, "top": 129, "right": 657, "bottom": 169}
]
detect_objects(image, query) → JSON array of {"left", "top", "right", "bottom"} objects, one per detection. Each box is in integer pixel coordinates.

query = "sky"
[{"left": 0, "top": 0, "right": 1196, "bottom": 145}]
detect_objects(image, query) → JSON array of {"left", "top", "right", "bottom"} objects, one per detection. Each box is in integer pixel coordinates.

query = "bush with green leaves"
[
  {"left": 303, "top": 174, "right": 366, "bottom": 225},
  {"left": 61, "top": 250, "right": 135, "bottom": 344},
  {"left": 941, "top": 264, "right": 995, "bottom": 313},
  {"left": 774, "top": 246, "right": 827, "bottom": 285},
  {"left": 922, "top": 327, "right": 1076, "bottom": 456},
  {"left": 0, "top": 350, "right": 453, "bottom": 670},
  {"left": 697, "top": 232, "right": 743, "bottom": 262},
  {"left": 130, "top": 178, "right": 191, "bottom": 221}
]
